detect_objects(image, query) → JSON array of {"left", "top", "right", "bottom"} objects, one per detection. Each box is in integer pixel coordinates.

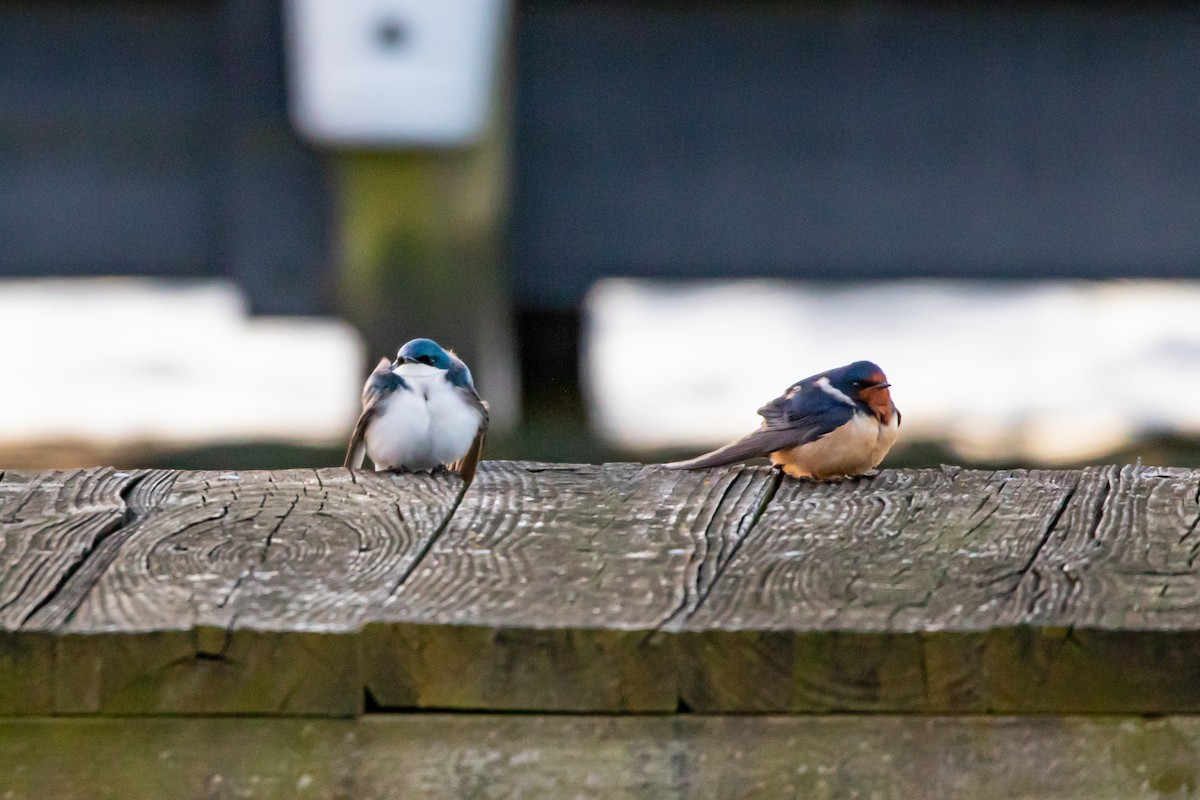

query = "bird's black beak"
[
  {"left": 395, "top": 356, "right": 412, "bottom": 366},
  {"left": 875, "top": 382, "right": 891, "bottom": 390}
]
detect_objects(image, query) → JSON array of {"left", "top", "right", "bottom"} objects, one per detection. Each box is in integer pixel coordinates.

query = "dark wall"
[
  {"left": 7, "top": 3, "right": 1199, "bottom": 316},
  {"left": 0, "top": 0, "right": 332, "bottom": 315},
  {"left": 511, "top": 3, "right": 1200, "bottom": 308}
]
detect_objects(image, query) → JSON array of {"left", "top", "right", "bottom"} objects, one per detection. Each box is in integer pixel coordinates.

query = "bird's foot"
[{"left": 776, "top": 464, "right": 820, "bottom": 482}]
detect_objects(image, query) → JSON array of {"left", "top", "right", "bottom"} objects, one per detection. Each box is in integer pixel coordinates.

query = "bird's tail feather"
[
  {"left": 665, "top": 434, "right": 773, "bottom": 470},
  {"left": 665, "top": 428, "right": 802, "bottom": 470},
  {"left": 344, "top": 439, "right": 367, "bottom": 470}
]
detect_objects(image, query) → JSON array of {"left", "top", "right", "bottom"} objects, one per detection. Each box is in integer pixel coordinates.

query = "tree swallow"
[
  {"left": 666, "top": 360, "right": 900, "bottom": 480},
  {"left": 344, "top": 338, "right": 488, "bottom": 482}
]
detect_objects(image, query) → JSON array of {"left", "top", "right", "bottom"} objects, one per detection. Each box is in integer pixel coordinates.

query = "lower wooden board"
[{"left": 0, "top": 714, "right": 1197, "bottom": 799}]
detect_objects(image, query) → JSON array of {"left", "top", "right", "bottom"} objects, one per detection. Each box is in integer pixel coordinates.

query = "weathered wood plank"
[
  {"left": 0, "top": 468, "right": 166, "bottom": 713},
  {"left": 39, "top": 468, "right": 463, "bottom": 714},
  {"left": 681, "top": 467, "right": 1085, "bottom": 631},
  {"left": 23, "top": 469, "right": 179, "bottom": 631},
  {"left": 0, "top": 718, "right": 353, "bottom": 799},
  {"left": 363, "top": 462, "right": 777, "bottom": 710},
  {"left": 985, "top": 464, "right": 1200, "bottom": 713},
  {"left": 676, "top": 465, "right": 1200, "bottom": 713},
  {"left": 0, "top": 468, "right": 151, "bottom": 628},
  {"left": 3, "top": 462, "right": 1200, "bottom": 715},
  {"left": 1006, "top": 464, "right": 1200, "bottom": 627},
  {"left": 58, "top": 468, "right": 458, "bottom": 631},
  {"left": 0, "top": 715, "right": 1198, "bottom": 799},
  {"left": 676, "top": 467, "right": 1081, "bottom": 712}
]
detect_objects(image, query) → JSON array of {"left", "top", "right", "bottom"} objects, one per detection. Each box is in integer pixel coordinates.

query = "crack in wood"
[
  {"left": 680, "top": 474, "right": 741, "bottom": 615},
  {"left": 655, "top": 472, "right": 747, "bottom": 631},
  {"left": 1081, "top": 471, "right": 1113, "bottom": 544},
  {"left": 217, "top": 570, "right": 251, "bottom": 611},
  {"left": 961, "top": 474, "right": 1010, "bottom": 539},
  {"left": 166, "top": 623, "right": 239, "bottom": 667},
  {"left": 18, "top": 471, "right": 155, "bottom": 628},
  {"left": 260, "top": 493, "right": 300, "bottom": 564},
  {"left": 385, "top": 478, "right": 472, "bottom": 598},
  {"left": 1007, "top": 468, "right": 1115, "bottom": 618},
  {"left": 885, "top": 591, "right": 934, "bottom": 627},
  {"left": 667, "top": 469, "right": 784, "bottom": 629},
  {"left": 994, "top": 477, "right": 1080, "bottom": 597},
  {"left": 1181, "top": 482, "right": 1200, "bottom": 568},
  {"left": 0, "top": 472, "right": 51, "bottom": 524},
  {"left": 24, "top": 473, "right": 213, "bottom": 631},
  {"left": 212, "top": 483, "right": 303, "bottom": 625},
  {"left": 41, "top": 471, "right": 182, "bottom": 629}
]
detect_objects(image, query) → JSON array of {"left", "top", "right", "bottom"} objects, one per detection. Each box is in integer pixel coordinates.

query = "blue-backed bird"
[
  {"left": 344, "top": 338, "right": 488, "bottom": 482},
  {"left": 666, "top": 360, "right": 900, "bottom": 480}
]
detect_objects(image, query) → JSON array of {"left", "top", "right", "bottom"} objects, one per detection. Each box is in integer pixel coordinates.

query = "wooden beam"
[
  {"left": 332, "top": 33, "right": 520, "bottom": 429},
  {"left": 2, "top": 463, "right": 1199, "bottom": 715},
  {"left": 361, "top": 461, "right": 776, "bottom": 711},
  {"left": 0, "top": 715, "right": 1197, "bottom": 799}
]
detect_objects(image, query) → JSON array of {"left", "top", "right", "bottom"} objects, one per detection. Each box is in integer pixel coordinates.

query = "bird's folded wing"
[
  {"left": 756, "top": 379, "right": 813, "bottom": 425},
  {"left": 343, "top": 358, "right": 405, "bottom": 469},
  {"left": 666, "top": 402, "right": 854, "bottom": 471},
  {"left": 449, "top": 394, "right": 489, "bottom": 484}
]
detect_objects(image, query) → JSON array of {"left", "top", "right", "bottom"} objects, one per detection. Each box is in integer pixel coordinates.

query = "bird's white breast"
[
  {"left": 771, "top": 411, "right": 899, "bottom": 480},
  {"left": 365, "top": 367, "right": 482, "bottom": 472}
]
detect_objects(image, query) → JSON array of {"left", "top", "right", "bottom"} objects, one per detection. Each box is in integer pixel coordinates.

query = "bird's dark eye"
[{"left": 419, "top": 355, "right": 435, "bottom": 366}]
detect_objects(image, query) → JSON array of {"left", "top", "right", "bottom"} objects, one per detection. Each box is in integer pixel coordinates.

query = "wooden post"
[{"left": 331, "top": 25, "right": 519, "bottom": 429}]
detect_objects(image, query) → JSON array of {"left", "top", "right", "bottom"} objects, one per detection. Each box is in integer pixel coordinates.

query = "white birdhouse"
[{"left": 285, "top": 0, "right": 508, "bottom": 147}]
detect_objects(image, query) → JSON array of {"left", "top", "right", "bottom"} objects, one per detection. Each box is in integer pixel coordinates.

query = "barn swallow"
[
  {"left": 344, "top": 338, "right": 488, "bottom": 482},
  {"left": 666, "top": 360, "right": 899, "bottom": 480}
]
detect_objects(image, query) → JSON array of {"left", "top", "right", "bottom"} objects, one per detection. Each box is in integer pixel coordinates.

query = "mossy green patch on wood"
[
  {"left": 53, "top": 630, "right": 360, "bottom": 715},
  {"left": 333, "top": 108, "right": 517, "bottom": 425},
  {"left": 1, "top": 716, "right": 1199, "bottom": 799},
  {"left": 983, "top": 627, "right": 1200, "bottom": 713},
  {"left": 678, "top": 630, "right": 990, "bottom": 713},
  {"left": 0, "top": 632, "right": 53, "bottom": 714},
  {"left": 361, "top": 622, "right": 679, "bottom": 712},
  {"left": 0, "top": 718, "right": 352, "bottom": 800}
]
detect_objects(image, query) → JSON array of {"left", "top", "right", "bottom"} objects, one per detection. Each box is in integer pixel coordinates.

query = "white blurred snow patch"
[
  {"left": 0, "top": 278, "right": 363, "bottom": 448},
  {"left": 583, "top": 279, "right": 1200, "bottom": 464}
]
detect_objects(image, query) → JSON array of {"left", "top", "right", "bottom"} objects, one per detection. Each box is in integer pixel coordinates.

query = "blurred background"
[{"left": 1, "top": 0, "right": 1199, "bottom": 471}]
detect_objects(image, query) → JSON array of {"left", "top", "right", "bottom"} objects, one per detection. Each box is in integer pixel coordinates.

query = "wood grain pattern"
[
  {"left": 61, "top": 468, "right": 459, "bottom": 632},
  {"left": 676, "top": 467, "right": 1082, "bottom": 711},
  {"left": 681, "top": 467, "right": 1079, "bottom": 631},
  {"left": 0, "top": 715, "right": 1198, "bottom": 800},
  {"left": 984, "top": 464, "right": 1200, "bottom": 713},
  {"left": 0, "top": 468, "right": 150, "bottom": 628},
  {"left": 363, "top": 462, "right": 777, "bottom": 710},
  {"left": 16, "top": 467, "right": 464, "bottom": 714},
  {"left": 1003, "top": 464, "right": 1200, "bottom": 627},
  {"left": 2, "top": 462, "right": 1200, "bottom": 714},
  {"left": 0, "top": 468, "right": 161, "bottom": 713},
  {"left": 676, "top": 465, "right": 1200, "bottom": 713},
  {"left": 64, "top": 467, "right": 464, "bottom": 714},
  {"left": 382, "top": 463, "right": 776, "bottom": 626},
  {"left": 23, "top": 469, "right": 178, "bottom": 631}
]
